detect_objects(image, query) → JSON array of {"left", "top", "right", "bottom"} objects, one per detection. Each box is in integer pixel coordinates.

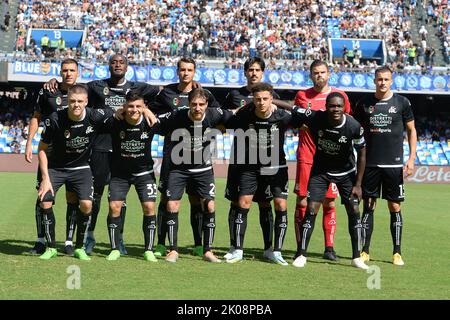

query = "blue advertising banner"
[
  {"left": 12, "top": 62, "right": 449, "bottom": 93},
  {"left": 330, "top": 38, "right": 385, "bottom": 63},
  {"left": 28, "top": 29, "right": 84, "bottom": 48}
]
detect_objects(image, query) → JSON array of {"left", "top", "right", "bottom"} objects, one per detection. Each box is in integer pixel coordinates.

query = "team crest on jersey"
[
  {"left": 97, "top": 109, "right": 105, "bottom": 115},
  {"left": 270, "top": 124, "right": 278, "bottom": 132},
  {"left": 173, "top": 97, "right": 180, "bottom": 106},
  {"left": 240, "top": 99, "right": 246, "bottom": 107},
  {"left": 86, "top": 126, "right": 94, "bottom": 134},
  {"left": 141, "top": 132, "right": 149, "bottom": 139},
  {"left": 338, "top": 136, "right": 347, "bottom": 143},
  {"left": 388, "top": 106, "right": 397, "bottom": 113},
  {"left": 120, "top": 131, "right": 125, "bottom": 139},
  {"left": 318, "top": 130, "right": 324, "bottom": 137},
  {"left": 39, "top": 88, "right": 44, "bottom": 95},
  {"left": 360, "top": 127, "right": 364, "bottom": 135},
  {"left": 103, "top": 87, "right": 109, "bottom": 95},
  {"left": 64, "top": 130, "right": 70, "bottom": 139},
  {"left": 45, "top": 119, "right": 51, "bottom": 127},
  {"left": 368, "top": 106, "right": 374, "bottom": 113},
  {"left": 56, "top": 97, "right": 62, "bottom": 106}
]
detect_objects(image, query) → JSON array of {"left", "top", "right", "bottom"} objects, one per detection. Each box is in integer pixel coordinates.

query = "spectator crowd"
[{"left": 13, "top": 0, "right": 448, "bottom": 71}]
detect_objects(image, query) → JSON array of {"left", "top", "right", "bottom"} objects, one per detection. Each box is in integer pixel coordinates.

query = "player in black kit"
[
  {"left": 103, "top": 93, "right": 160, "bottom": 262},
  {"left": 225, "top": 83, "right": 298, "bottom": 265},
  {"left": 353, "top": 66, "right": 417, "bottom": 266},
  {"left": 37, "top": 85, "right": 113, "bottom": 261},
  {"left": 45, "top": 54, "right": 161, "bottom": 255},
  {"left": 26, "top": 58, "right": 80, "bottom": 256},
  {"left": 158, "top": 88, "right": 234, "bottom": 263},
  {"left": 290, "top": 92, "right": 369, "bottom": 270},
  {"left": 152, "top": 57, "right": 221, "bottom": 258},
  {"left": 222, "top": 57, "right": 292, "bottom": 262}
]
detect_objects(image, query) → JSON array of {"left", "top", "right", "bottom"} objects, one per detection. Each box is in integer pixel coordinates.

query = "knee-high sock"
[
  {"left": 361, "top": 207, "right": 374, "bottom": 253},
  {"left": 35, "top": 198, "right": 45, "bottom": 240},
  {"left": 390, "top": 211, "right": 403, "bottom": 255},
  {"left": 297, "top": 211, "right": 317, "bottom": 257},
  {"left": 234, "top": 207, "right": 249, "bottom": 250},
  {"left": 190, "top": 204, "right": 203, "bottom": 247},
  {"left": 348, "top": 212, "right": 362, "bottom": 259},
  {"left": 203, "top": 212, "right": 216, "bottom": 253},
  {"left": 42, "top": 207, "right": 56, "bottom": 248},
  {"left": 322, "top": 205, "right": 336, "bottom": 249},
  {"left": 156, "top": 201, "right": 167, "bottom": 246},
  {"left": 273, "top": 210, "right": 288, "bottom": 252},
  {"left": 65, "top": 203, "right": 78, "bottom": 243},
  {"left": 76, "top": 211, "right": 91, "bottom": 249},
  {"left": 107, "top": 215, "right": 121, "bottom": 250},
  {"left": 166, "top": 211, "right": 179, "bottom": 251},
  {"left": 259, "top": 205, "right": 273, "bottom": 250},
  {"left": 89, "top": 186, "right": 104, "bottom": 232},
  {"left": 228, "top": 203, "right": 237, "bottom": 247},
  {"left": 294, "top": 203, "right": 306, "bottom": 246},
  {"left": 143, "top": 215, "right": 157, "bottom": 251},
  {"left": 120, "top": 202, "right": 127, "bottom": 235}
]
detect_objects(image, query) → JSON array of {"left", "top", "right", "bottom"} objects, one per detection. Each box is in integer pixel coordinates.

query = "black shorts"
[
  {"left": 308, "top": 170, "right": 355, "bottom": 205},
  {"left": 109, "top": 172, "right": 157, "bottom": 202},
  {"left": 225, "top": 164, "right": 274, "bottom": 202},
  {"left": 362, "top": 167, "right": 405, "bottom": 202},
  {"left": 41, "top": 167, "right": 94, "bottom": 203},
  {"left": 90, "top": 150, "right": 112, "bottom": 188},
  {"left": 166, "top": 168, "right": 215, "bottom": 201},
  {"left": 158, "top": 156, "right": 197, "bottom": 196},
  {"left": 237, "top": 167, "right": 289, "bottom": 200}
]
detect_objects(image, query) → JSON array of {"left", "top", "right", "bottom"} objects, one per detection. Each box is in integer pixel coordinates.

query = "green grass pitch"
[{"left": 0, "top": 172, "right": 448, "bottom": 300}]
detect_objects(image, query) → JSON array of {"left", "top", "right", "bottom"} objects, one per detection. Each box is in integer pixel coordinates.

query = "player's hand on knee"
[
  {"left": 38, "top": 179, "right": 54, "bottom": 202},
  {"left": 350, "top": 186, "right": 362, "bottom": 203}
]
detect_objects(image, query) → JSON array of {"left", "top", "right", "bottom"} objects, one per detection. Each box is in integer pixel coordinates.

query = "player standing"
[
  {"left": 103, "top": 93, "right": 159, "bottom": 261},
  {"left": 225, "top": 83, "right": 297, "bottom": 265},
  {"left": 293, "top": 60, "right": 352, "bottom": 261},
  {"left": 291, "top": 93, "right": 368, "bottom": 270},
  {"left": 37, "top": 85, "right": 113, "bottom": 260},
  {"left": 151, "top": 57, "right": 221, "bottom": 258},
  {"left": 25, "top": 58, "right": 80, "bottom": 255},
  {"left": 222, "top": 57, "right": 291, "bottom": 261},
  {"left": 353, "top": 66, "right": 417, "bottom": 266},
  {"left": 159, "top": 88, "right": 233, "bottom": 263}
]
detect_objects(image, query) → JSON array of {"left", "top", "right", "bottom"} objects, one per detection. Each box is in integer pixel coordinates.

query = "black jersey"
[
  {"left": 223, "top": 86, "right": 280, "bottom": 110},
  {"left": 35, "top": 85, "right": 70, "bottom": 117},
  {"left": 227, "top": 106, "right": 298, "bottom": 172},
  {"left": 353, "top": 93, "right": 414, "bottom": 167},
  {"left": 293, "top": 107, "right": 366, "bottom": 175},
  {"left": 153, "top": 83, "right": 222, "bottom": 166},
  {"left": 152, "top": 83, "right": 221, "bottom": 114},
  {"left": 41, "top": 108, "right": 113, "bottom": 169},
  {"left": 160, "top": 107, "right": 233, "bottom": 172},
  {"left": 106, "top": 116, "right": 159, "bottom": 176},
  {"left": 87, "top": 79, "right": 160, "bottom": 152}
]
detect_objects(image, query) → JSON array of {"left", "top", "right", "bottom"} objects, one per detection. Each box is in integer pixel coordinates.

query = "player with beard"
[
  {"left": 222, "top": 57, "right": 292, "bottom": 262},
  {"left": 26, "top": 58, "right": 80, "bottom": 256},
  {"left": 151, "top": 57, "right": 221, "bottom": 258},
  {"left": 293, "top": 60, "right": 352, "bottom": 261},
  {"left": 353, "top": 66, "right": 416, "bottom": 266},
  {"left": 45, "top": 54, "right": 161, "bottom": 255},
  {"left": 156, "top": 88, "right": 234, "bottom": 263}
]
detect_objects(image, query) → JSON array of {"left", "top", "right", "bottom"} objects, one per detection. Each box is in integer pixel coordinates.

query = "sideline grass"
[{"left": 0, "top": 172, "right": 448, "bottom": 299}]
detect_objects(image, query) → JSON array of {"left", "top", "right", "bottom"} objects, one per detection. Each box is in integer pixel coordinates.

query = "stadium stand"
[{"left": 11, "top": 0, "right": 449, "bottom": 69}]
